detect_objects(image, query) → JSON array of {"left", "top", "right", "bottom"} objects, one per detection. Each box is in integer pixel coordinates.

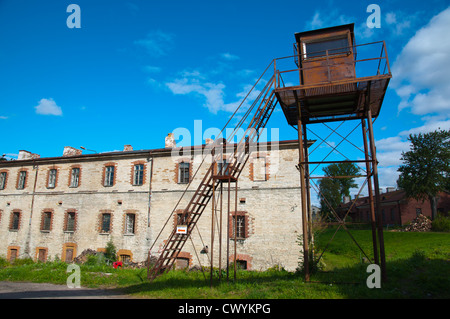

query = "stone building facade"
[{"left": 0, "top": 139, "right": 304, "bottom": 271}]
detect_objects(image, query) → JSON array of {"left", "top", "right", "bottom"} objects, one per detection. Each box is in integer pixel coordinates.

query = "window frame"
[
  {"left": 133, "top": 164, "right": 144, "bottom": 186},
  {"left": 178, "top": 162, "right": 190, "bottom": 184},
  {"left": 17, "top": 171, "right": 27, "bottom": 190},
  {"left": 70, "top": 167, "right": 80, "bottom": 188},
  {"left": 47, "top": 169, "right": 57, "bottom": 188},
  {"left": 10, "top": 211, "right": 21, "bottom": 231},
  {"left": 104, "top": 165, "right": 115, "bottom": 187},
  {"left": 100, "top": 213, "right": 112, "bottom": 233},
  {"left": 125, "top": 213, "right": 136, "bottom": 235},
  {"left": 0, "top": 171, "right": 7, "bottom": 190},
  {"left": 64, "top": 211, "right": 77, "bottom": 232},
  {"left": 41, "top": 211, "right": 53, "bottom": 232},
  {"left": 302, "top": 35, "right": 351, "bottom": 60}
]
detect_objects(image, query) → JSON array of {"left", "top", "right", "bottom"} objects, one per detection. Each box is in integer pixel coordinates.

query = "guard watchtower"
[{"left": 273, "top": 23, "right": 392, "bottom": 281}]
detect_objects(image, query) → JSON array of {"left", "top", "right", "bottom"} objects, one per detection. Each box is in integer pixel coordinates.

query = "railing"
[{"left": 275, "top": 40, "right": 391, "bottom": 89}]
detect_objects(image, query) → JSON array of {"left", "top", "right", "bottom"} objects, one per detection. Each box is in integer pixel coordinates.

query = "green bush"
[{"left": 432, "top": 214, "right": 450, "bottom": 232}]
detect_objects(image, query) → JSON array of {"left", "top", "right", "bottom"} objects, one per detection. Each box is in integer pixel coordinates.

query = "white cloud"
[
  {"left": 0, "top": 116, "right": 8, "bottom": 120},
  {"left": 165, "top": 71, "right": 261, "bottom": 114},
  {"left": 391, "top": 7, "right": 450, "bottom": 116},
  {"left": 134, "top": 30, "right": 175, "bottom": 57},
  {"left": 221, "top": 53, "right": 239, "bottom": 61},
  {"left": 305, "top": 10, "right": 353, "bottom": 31},
  {"left": 35, "top": 98, "right": 63, "bottom": 116}
]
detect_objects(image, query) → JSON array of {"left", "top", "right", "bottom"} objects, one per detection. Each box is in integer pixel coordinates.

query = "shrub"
[{"left": 432, "top": 214, "right": 450, "bottom": 232}]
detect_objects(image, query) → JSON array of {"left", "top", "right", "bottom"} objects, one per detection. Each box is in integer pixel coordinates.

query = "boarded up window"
[
  {"left": 253, "top": 157, "right": 266, "bottom": 181},
  {"left": 176, "top": 257, "right": 189, "bottom": 270},
  {"left": 9, "top": 249, "right": 18, "bottom": 262}
]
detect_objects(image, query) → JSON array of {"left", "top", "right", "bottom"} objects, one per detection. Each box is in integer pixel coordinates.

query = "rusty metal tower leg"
[
  {"left": 361, "top": 118, "right": 379, "bottom": 265},
  {"left": 366, "top": 109, "right": 387, "bottom": 282},
  {"left": 297, "top": 108, "right": 310, "bottom": 281}
]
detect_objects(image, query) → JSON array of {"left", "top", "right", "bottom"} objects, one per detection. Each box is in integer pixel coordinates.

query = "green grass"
[{"left": 0, "top": 229, "right": 449, "bottom": 299}]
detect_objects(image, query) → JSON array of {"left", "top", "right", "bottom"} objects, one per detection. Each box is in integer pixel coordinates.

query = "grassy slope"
[{"left": 0, "top": 229, "right": 449, "bottom": 299}]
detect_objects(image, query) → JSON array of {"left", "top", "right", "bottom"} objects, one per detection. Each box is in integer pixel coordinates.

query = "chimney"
[
  {"left": 123, "top": 145, "right": 133, "bottom": 152},
  {"left": 18, "top": 150, "right": 40, "bottom": 160},
  {"left": 165, "top": 133, "right": 176, "bottom": 148},
  {"left": 63, "top": 146, "right": 82, "bottom": 157},
  {"left": 343, "top": 196, "right": 351, "bottom": 204}
]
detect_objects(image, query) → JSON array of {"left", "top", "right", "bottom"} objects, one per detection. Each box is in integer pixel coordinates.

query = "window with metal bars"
[
  {"left": 42, "top": 212, "right": 52, "bottom": 231},
  {"left": 232, "top": 215, "right": 246, "bottom": 239},
  {"left": 133, "top": 164, "right": 144, "bottom": 185},
  {"left": 101, "top": 213, "right": 111, "bottom": 233},
  {"left": 10, "top": 212, "right": 20, "bottom": 230},
  {"left": 65, "top": 212, "right": 76, "bottom": 232}
]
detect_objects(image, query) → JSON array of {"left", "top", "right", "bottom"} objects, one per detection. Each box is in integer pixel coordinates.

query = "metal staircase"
[{"left": 147, "top": 73, "right": 278, "bottom": 281}]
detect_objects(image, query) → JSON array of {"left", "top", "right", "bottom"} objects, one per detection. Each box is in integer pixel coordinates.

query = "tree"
[
  {"left": 318, "top": 162, "right": 361, "bottom": 220},
  {"left": 397, "top": 129, "right": 450, "bottom": 220}
]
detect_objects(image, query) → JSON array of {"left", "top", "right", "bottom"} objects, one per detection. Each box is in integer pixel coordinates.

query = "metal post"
[
  {"left": 234, "top": 180, "right": 238, "bottom": 281},
  {"left": 302, "top": 123, "right": 314, "bottom": 264},
  {"left": 366, "top": 110, "right": 387, "bottom": 281},
  {"left": 297, "top": 107, "right": 310, "bottom": 281},
  {"left": 219, "top": 182, "right": 223, "bottom": 281},
  {"left": 226, "top": 178, "right": 231, "bottom": 282},
  {"left": 361, "top": 118, "right": 379, "bottom": 265},
  {"left": 210, "top": 180, "right": 215, "bottom": 287}
]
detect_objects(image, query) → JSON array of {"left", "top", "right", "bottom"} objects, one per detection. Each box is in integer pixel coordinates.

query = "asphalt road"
[{"left": 0, "top": 281, "right": 132, "bottom": 299}]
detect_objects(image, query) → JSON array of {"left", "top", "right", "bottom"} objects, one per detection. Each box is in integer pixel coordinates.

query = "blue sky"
[{"left": 1, "top": 0, "right": 449, "bottom": 196}]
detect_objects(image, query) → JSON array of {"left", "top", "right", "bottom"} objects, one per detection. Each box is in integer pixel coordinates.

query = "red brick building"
[{"left": 337, "top": 189, "right": 450, "bottom": 226}]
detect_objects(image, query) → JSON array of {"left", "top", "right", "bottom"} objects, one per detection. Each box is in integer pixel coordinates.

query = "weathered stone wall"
[{"left": 0, "top": 142, "right": 302, "bottom": 271}]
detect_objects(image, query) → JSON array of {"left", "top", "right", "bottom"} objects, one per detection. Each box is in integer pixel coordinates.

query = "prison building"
[{"left": 0, "top": 139, "right": 305, "bottom": 271}]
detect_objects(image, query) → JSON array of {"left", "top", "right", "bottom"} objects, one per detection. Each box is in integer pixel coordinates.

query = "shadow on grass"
[{"left": 122, "top": 254, "right": 450, "bottom": 299}]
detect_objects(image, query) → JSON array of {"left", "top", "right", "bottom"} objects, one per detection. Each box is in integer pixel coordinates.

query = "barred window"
[
  {"left": 11, "top": 212, "right": 20, "bottom": 230},
  {"left": 104, "top": 166, "right": 115, "bottom": 186},
  {"left": 48, "top": 169, "right": 57, "bottom": 188},
  {"left": 232, "top": 215, "right": 245, "bottom": 239},
  {"left": 133, "top": 164, "right": 144, "bottom": 186},
  {"left": 65, "top": 212, "right": 76, "bottom": 232},
  {"left": 42, "top": 212, "right": 52, "bottom": 231},
  {"left": 101, "top": 213, "right": 111, "bottom": 233}
]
